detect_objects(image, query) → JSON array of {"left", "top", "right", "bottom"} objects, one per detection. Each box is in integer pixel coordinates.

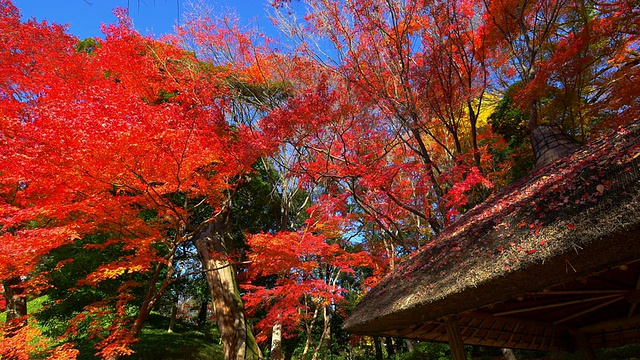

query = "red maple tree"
[
  {"left": 243, "top": 222, "right": 376, "bottom": 360},
  {"left": 1, "top": 3, "right": 274, "bottom": 357}
]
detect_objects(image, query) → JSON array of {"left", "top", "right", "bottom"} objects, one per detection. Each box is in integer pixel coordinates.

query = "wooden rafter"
[
  {"left": 493, "top": 294, "right": 623, "bottom": 316},
  {"left": 534, "top": 289, "right": 626, "bottom": 295},
  {"left": 553, "top": 296, "right": 625, "bottom": 325}
]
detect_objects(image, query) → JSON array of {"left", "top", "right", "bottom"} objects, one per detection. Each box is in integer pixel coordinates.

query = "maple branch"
[
  {"left": 383, "top": 190, "right": 428, "bottom": 221},
  {"left": 125, "top": 165, "right": 184, "bottom": 223},
  {"left": 348, "top": 181, "right": 403, "bottom": 244},
  {"left": 188, "top": 196, "right": 209, "bottom": 212},
  {"left": 409, "top": 127, "right": 447, "bottom": 196}
]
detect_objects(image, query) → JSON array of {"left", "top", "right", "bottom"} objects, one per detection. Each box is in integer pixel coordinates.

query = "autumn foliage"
[
  {"left": 1, "top": 0, "right": 640, "bottom": 358},
  {"left": 0, "top": 1, "right": 274, "bottom": 357},
  {"left": 243, "top": 229, "right": 373, "bottom": 342}
]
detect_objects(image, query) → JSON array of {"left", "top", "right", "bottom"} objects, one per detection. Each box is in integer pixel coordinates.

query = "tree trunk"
[
  {"left": 385, "top": 337, "right": 395, "bottom": 357},
  {"left": 195, "top": 222, "right": 262, "bottom": 360},
  {"left": 271, "top": 322, "right": 283, "bottom": 360},
  {"left": 197, "top": 300, "right": 209, "bottom": 329},
  {"left": 530, "top": 124, "right": 581, "bottom": 168},
  {"left": 301, "top": 306, "right": 319, "bottom": 360},
  {"left": 168, "top": 293, "right": 179, "bottom": 333},
  {"left": 502, "top": 348, "right": 518, "bottom": 360},
  {"left": 2, "top": 276, "right": 27, "bottom": 336},
  {"left": 311, "top": 305, "right": 331, "bottom": 360},
  {"left": 404, "top": 339, "right": 414, "bottom": 353},
  {"left": 131, "top": 252, "right": 177, "bottom": 337},
  {"left": 323, "top": 306, "right": 331, "bottom": 360},
  {"left": 373, "top": 337, "right": 383, "bottom": 360},
  {"left": 468, "top": 102, "right": 483, "bottom": 174}
]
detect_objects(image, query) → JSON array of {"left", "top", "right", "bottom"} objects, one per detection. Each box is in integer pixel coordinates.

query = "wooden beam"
[
  {"left": 444, "top": 316, "right": 467, "bottom": 360},
  {"left": 534, "top": 289, "right": 626, "bottom": 295},
  {"left": 553, "top": 296, "right": 624, "bottom": 325},
  {"left": 494, "top": 294, "right": 622, "bottom": 316},
  {"left": 468, "top": 311, "right": 574, "bottom": 333}
]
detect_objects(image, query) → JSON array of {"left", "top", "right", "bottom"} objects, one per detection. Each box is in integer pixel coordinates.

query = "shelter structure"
[{"left": 343, "top": 120, "right": 640, "bottom": 359}]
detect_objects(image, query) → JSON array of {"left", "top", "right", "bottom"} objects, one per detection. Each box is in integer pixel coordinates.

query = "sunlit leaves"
[
  {"left": 243, "top": 229, "right": 373, "bottom": 343},
  {"left": 0, "top": 4, "right": 275, "bottom": 357}
]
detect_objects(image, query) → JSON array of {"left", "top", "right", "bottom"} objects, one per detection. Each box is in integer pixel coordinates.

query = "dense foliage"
[{"left": 1, "top": 0, "right": 639, "bottom": 358}]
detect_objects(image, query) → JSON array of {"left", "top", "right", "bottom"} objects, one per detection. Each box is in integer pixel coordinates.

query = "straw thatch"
[{"left": 343, "top": 120, "right": 640, "bottom": 352}]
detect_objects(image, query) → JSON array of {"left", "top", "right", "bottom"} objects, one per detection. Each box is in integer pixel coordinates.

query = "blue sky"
[{"left": 13, "top": 0, "right": 279, "bottom": 39}]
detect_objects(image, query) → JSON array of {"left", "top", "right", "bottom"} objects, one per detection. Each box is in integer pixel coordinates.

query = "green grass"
[
  {"left": 2, "top": 298, "right": 223, "bottom": 359},
  {"left": 0, "top": 295, "right": 48, "bottom": 323},
  {"left": 124, "top": 313, "right": 223, "bottom": 360}
]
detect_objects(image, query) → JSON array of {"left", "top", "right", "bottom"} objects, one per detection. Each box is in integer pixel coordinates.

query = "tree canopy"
[{"left": 1, "top": 0, "right": 640, "bottom": 358}]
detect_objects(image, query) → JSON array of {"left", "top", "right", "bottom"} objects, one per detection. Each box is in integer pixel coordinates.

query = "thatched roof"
[{"left": 343, "top": 120, "right": 640, "bottom": 352}]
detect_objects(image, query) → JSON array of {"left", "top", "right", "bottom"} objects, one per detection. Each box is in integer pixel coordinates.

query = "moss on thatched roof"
[{"left": 344, "top": 120, "right": 640, "bottom": 335}]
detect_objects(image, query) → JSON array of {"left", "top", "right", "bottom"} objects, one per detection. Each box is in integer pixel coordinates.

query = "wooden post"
[
  {"left": 444, "top": 316, "right": 467, "bottom": 360},
  {"left": 571, "top": 331, "right": 597, "bottom": 360}
]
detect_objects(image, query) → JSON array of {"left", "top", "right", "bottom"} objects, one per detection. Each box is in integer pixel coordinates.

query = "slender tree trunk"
[
  {"left": 2, "top": 276, "right": 27, "bottom": 336},
  {"left": 467, "top": 101, "right": 483, "bottom": 174},
  {"left": 373, "top": 337, "right": 383, "bottom": 360},
  {"left": 195, "top": 222, "right": 262, "bottom": 360},
  {"left": 301, "top": 307, "right": 319, "bottom": 360},
  {"left": 324, "top": 314, "right": 332, "bottom": 360},
  {"left": 404, "top": 339, "right": 414, "bottom": 353},
  {"left": 271, "top": 322, "right": 283, "bottom": 360},
  {"left": 131, "top": 251, "right": 177, "bottom": 337},
  {"left": 168, "top": 293, "right": 179, "bottom": 333},
  {"left": 311, "top": 305, "right": 331, "bottom": 360},
  {"left": 385, "top": 337, "right": 395, "bottom": 357},
  {"left": 197, "top": 300, "right": 208, "bottom": 329},
  {"left": 502, "top": 348, "right": 518, "bottom": 360}
]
